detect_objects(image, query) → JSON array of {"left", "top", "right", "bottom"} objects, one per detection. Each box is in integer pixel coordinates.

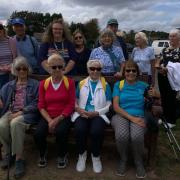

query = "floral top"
[{"left": 160, "top": 47, "right": 180, "bottom": 66}]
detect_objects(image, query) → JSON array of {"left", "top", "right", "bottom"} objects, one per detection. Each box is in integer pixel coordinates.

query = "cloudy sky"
[{"left": 0, "top": 0, "right": 179, "bottom": 32}]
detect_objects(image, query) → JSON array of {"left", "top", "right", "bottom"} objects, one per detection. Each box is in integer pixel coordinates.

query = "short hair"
[
  {"left": 47, "top": 53, "right": 65, "bottom": 66},
  {"left": 99, "top": 28, "right": 116, "bottom": 45},
  {"left": 72, "top": 29, "right": 87, "bottom": 45},
  {"left": 169, "top": 29, "right": 180, "bottom": 38},
  {"left": 135, "top": 32, "right": 148, "bottom": 45},
  {"left": 123, "top": 60, "right": 140, "bottom": 76},
  {"left": 11, "top": 56, "right": 32, "bottom": 76},
  {"left": 87, "top": 60, "right": 103, "bottom": 68}
]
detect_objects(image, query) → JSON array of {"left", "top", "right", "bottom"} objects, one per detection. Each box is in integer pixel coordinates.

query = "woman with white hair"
[
  {"left": 0, "top": 56, "right": 39, "bottom": 178},
  {"left": 72, "top": 60, "right": 111, "bottom": 173},
  {"left": 89, "top": 29, "right": 125, "bottom": 78},
  {"left": 34, "top": 54, "right": 75, "bottom": 169},
  {"left": 131, "top": 31, "right": 155, "bottom": 85},
  {"left": 157, "top": 29, "right": 180, "bottom": 128}
]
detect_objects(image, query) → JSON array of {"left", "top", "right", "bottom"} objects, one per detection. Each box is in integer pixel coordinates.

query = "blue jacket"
[{"left": 0, "top": 78, "right": 40, "bottom": 124}]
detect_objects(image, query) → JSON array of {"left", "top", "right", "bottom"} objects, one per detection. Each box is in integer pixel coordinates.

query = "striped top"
[{"left": 0, "top": 38, "right": 13, "bottom": 73}]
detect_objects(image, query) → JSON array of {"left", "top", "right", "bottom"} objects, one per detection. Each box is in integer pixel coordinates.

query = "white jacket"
[
  {"left": 167, "top": 62, "right": 180, "bottom": 91},
  {"left": 71, "top": 77, "right": 111, "bottom": 124}
]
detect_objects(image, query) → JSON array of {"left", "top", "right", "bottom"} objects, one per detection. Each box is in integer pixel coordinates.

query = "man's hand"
[{"left": 8, "top": 111, "right": 23, "bottom": 121}]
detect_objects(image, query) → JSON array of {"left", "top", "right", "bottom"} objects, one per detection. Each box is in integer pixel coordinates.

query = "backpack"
[
  {"left": 44, "top": 76, "right": 69, "bottom": 91},
  {"left": 79, "top": 76, "right": 107, "bottom": 92}
]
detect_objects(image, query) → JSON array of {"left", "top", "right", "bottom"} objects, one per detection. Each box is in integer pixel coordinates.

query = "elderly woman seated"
[
  {"left": 89, "top": 29, "right": 125, "bottom": 78},
  {"left": 34, "top": 54, "right": 75, "bottom": 169},
  {"left": 111, "top": 60, "right": 148, "bottom": 179},
  {"left": 72, "top": 60, "right": 111, "bottom": 173},
  {"left": 0, "top": 56, "right": 39, "bottom": 178}
]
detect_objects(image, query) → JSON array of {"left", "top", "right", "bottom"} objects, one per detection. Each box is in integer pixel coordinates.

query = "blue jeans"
[{"left": 0, "top": 74, "right": 9, "bottom": 89}]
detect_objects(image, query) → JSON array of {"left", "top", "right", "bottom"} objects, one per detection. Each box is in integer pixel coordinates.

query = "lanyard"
[{"left": 54, "top": 41, "right": 64, "bottom": 51}]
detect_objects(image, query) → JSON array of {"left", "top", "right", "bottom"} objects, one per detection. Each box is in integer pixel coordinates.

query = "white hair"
[
  {"left": 47, "top": 53, "right": 65, "bottom": 66},
  {"left": 99, "top": 28, "right": 116, "bottom": 45},
  {"left": 169, "top": 29, "right": 180, "bottom": 38},
  {"left": 135, "top": 32, "right": 148, "bottom": 45},
  {"left": 11, "top": 56, "right": 32, "bottom": 76},
  {"left": 87, "top": 59, "right": 103, "bottom": 68}
]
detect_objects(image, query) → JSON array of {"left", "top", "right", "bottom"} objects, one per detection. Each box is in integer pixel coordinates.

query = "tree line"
[{"left": 6, "top": 11, "right": 169, "bottom": 46}]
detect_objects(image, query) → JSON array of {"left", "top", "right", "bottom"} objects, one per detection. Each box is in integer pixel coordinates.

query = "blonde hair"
[
  {"left": 135, "top": 32, "right": 148, "bottom": 45},
  {"left": 72, "top": 29, "right": 87, "bottom": 45},
  {"left": 47, "top": 54, "right": 65, "bottom": 66}
]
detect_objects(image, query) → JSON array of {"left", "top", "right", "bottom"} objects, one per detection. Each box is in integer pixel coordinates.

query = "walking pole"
[{"left": 161, "top": 117, "right": 180, "bottom": 161}]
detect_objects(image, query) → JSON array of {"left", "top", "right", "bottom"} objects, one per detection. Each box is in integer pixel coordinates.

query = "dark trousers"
[
  {"left": 34, "top": 117, "right": 71, "bottom": 157},
  {"left": 74, "top": 116, "right": 105, "bottom": 157},
  {"left": 158, "top": 73, "right": 177, "bottom": 124}
]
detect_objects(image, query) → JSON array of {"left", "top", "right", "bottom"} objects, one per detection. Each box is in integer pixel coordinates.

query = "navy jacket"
[{"left": 0, "top": 78, "right": 39, "bottom": 124}]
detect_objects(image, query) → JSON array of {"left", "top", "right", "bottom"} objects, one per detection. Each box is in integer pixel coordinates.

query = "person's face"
[
  {"left": 124, "top": 66, "right": 137, "bottom": 83},
  {"left": 48, "top": 58, "right": 64, "bottom": 77},
  {"left": 169, "top": 33, "right": 179, "bottom": 47},
  {"left": 52, "top": 23, "right": 63, "bottom": 39},
  {"left": 16, "top": 65, "right": 28, "bottom": 79},
  {"left": 74, "top": 33, "right": 84, "bottom": 46},
  {"left": 135, "top": 36, "right": 144, "bottom": 47},
  {"left": 13, "top": 24, "right": 25, "bottom": 37},
  {"left": 107, "top": 24, "right": 118, "bottom": 33},
  {"left": 88, "top": 62, "right": 102, "bottom": 80},
  {"left": 101, "top": 34, "right": 113, "bottom": 47}
]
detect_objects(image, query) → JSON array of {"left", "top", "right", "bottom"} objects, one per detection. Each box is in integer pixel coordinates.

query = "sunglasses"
[
  {"left": 74, "top": 36, "right": 82, "bottom": 40},
  {"left": 89, "top": 67, "right": 102, "bottom": 72},
  {"left": 51, "top": 65, "right": 63, "bottom": 70},
  {"left": 125, "top": 69, "right": 137, "bottom": 73},
  {"left": 16, "top": 67, "right": 27, "bottom": 71}
]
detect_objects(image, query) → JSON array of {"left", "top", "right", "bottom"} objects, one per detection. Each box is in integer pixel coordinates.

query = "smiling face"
[
  {"left": 16, "top": 65, "right": 28, "bottom": 79},
  {"left": 88, "top": 61, "right": 102, "bottom": 80},
  {"left": 169, "top": 32, "right": 180, "bottom": 48},
  {"left": 52, "top": 22, "right": 63, "bottom": 40},
  {"left": 74, "top": 32, "right": 84, "bottom": 46},
  {"left": 13, "top": 24, "right": 26, "bottom": 37},
  {"left": 48, "top": 55, "right": 64, "bottom": 79},
  {"left": 135, "top": 36, "right": 144, "bottom": 47},
  {"left": 101, "top": 34, "right": 113, "bottom": 47}
]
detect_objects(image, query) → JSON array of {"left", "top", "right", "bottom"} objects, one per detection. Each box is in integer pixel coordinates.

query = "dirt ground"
[{"left": 0, "top": 130, "right": 180, "bottom": 180}]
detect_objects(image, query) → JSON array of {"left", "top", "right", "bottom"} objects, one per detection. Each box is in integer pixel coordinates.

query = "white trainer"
[
  {"left": 91, "top": 154, "right": 102, "bottom": 173},
  {"left": 76, "top": 151, "right": 87, "bottom": 172}
]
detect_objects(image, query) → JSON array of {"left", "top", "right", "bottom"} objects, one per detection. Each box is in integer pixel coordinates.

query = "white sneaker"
[
  {"left": 76, "top": 151, "right": 87, "bottom": 172},
  {"left": 91, "top": 154, "right": 102, "bottom": 173}
]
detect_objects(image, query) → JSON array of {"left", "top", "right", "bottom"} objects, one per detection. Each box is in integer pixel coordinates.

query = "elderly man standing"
[
  {"left": 106, "top": 19, "right": 128, "bottom": 60},
  {"left": 11, "top": 17, "right": 39, "bottom": 74}
]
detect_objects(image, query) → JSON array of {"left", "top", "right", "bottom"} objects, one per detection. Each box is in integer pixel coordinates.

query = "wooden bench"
[{"left": 0, "top": 74, "right": 159, "bottom": 167}]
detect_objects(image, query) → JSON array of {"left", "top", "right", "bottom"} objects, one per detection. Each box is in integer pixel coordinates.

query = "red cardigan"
[{"left": 38, "top": 78, "right": 75, "bottom": 118}]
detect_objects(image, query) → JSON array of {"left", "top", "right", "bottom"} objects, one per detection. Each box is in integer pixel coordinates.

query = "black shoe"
[
  {"left": 57, "top": 155, "right": 68, "bottom": 169},
  {"left": 38, "top": 156, "right": 47, "bottom": 168},
  {"left": 136, "top": 164, "right": 146, "bottom": 179},
  {"left": 117, "top": 161, "right": 126, "bottom": 176},
  {"left": 0, "top": 154, "right": 15, "bottom": 170},
  {"left": 14, "top": 159, "right": 25, "bottom": 179}
]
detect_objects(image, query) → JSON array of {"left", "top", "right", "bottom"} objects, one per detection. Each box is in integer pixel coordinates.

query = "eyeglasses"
[
  {"left": 51, "top": 65, "right": 63, "bottom": 70},
  {"left": 89, "top": 67, "right": 102, "bottom": 72},
  {"left": 125, "top": 69, "right": 137, "bottom": 73},
  {"left": 74, "top": 36, "right": 82, "bottom": 40},
  {"left": 16, "top": 67, "right": 27, "bottom": 71}
]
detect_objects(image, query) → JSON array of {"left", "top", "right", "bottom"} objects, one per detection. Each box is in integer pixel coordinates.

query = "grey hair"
[
  {"left": 135, "top": 32, "right": 148, "bottom": 45},
  {"left": 169, "top": 29, "right": 180, "bottom": 38},
  {"left": 11, "top": 56, "right": 32, "bottom": 76},
  {"left": 99, "top": 28, "right": 116, "bottom": 45},
  {"left": 87, "top": 59, "right": 103, "bottom": 68},
  {"left": 47, "top": 53, "right": 65, "bottom": 66}
]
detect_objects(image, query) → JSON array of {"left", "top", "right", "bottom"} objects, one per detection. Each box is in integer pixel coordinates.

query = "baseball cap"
[
  {"left": 11, "top": 18, "right": 25, "bottom": 25},
  {"left": 107, "top": 19, "right": 118, "bottom": 26}
]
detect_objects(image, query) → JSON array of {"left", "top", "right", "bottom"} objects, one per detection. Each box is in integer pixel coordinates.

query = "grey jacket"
[{"left": 0, "top": 78, "right": 39, "bottom": 124}]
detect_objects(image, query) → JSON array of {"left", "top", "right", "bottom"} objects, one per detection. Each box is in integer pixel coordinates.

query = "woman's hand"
[
  {"left": 131, "top": 116, "right": 146, "bottom": 128},
  {"left": 8, "top": 111, "right": 23, "bottom": 121},
  {"left": 85, "top": 111, "right": 99, "bottom": 119},
  {"left": 48, "top": 115, "right": 64, "bottom": 133},
  {"left": 76, "top": 107, "right": 89, "bottom": 118}
]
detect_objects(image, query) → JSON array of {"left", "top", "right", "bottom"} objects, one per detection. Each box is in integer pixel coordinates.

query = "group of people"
[{"left": 0, "top": 16, "right": 179, "bottom": 179}]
